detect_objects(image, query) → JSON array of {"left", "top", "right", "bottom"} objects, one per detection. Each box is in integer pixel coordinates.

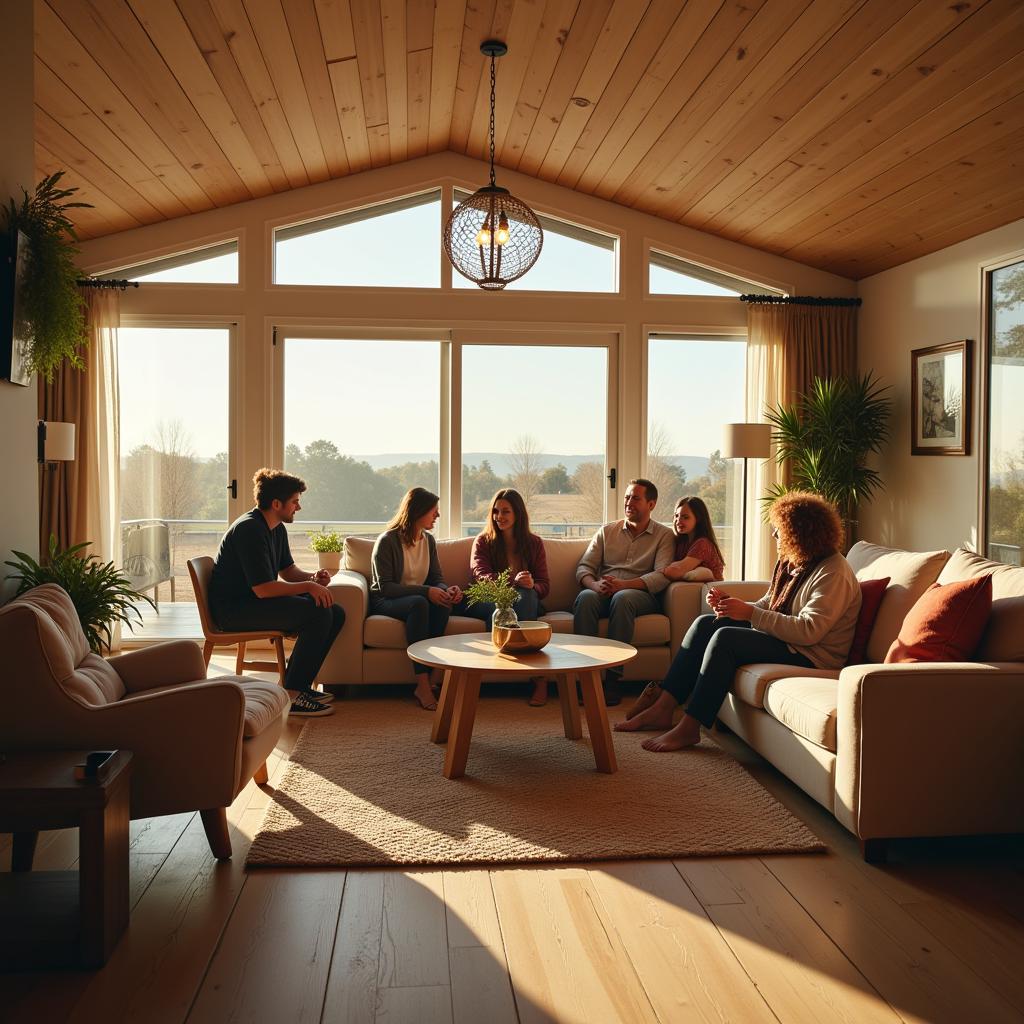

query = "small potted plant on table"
[
  {"left": 309, "top": 528, "right": 344, "bottom": 574},
  {"left": 464, "top": 568, "right": 519, "bottom": 647}
]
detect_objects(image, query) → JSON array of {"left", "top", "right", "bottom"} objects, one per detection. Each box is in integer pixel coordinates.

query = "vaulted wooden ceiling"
[{"left": 34, "top": 0, "right": 1024, "bottom": 279}]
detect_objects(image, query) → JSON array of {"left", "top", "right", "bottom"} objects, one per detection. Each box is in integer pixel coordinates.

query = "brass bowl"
[{"left": 492, "top": 619, "right": 553, "bottom": 653}]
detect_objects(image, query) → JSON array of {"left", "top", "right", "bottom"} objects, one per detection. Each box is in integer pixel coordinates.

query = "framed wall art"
[{"left": 911, "top": 339, "right": 972, "bottom": 456}]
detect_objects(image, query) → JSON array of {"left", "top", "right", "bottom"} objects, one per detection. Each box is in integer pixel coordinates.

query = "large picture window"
[
  {"left": 646, "top": 334, "right": 746, "bottom": 576},
  {"left": 985, "top": 256, "right": 1024, "bottom": 565},
  {"left": 461, "top": 342, "right": 610, "bottom": 536},
  {"left": 282, "top": 336, "right": 442, "bottom": 571}
]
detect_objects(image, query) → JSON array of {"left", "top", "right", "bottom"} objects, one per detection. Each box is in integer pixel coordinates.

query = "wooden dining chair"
[{"left": 187, "top": 556, "right": 289, "bottom": 685}]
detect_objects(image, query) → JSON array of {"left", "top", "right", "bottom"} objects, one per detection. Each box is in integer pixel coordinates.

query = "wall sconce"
[{"left": 37, "top": 420, "right": 76, "bottom": 465}]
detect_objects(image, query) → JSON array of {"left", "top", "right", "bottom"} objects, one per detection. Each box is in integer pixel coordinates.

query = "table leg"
[
  {"left": 78, "top": 774, "right": 131, "bottom": 967},
  {"left": 11, "top": 831, "right": 38, "bottom": 871},
  {"left": 431, "top": 669, "right": 456, "bottom": 744},
  {"left": 579, "top": 669, "right": 617, "bottom": 774},
  {"left": 443, "top": 671, "right": 482, "bottom": 779},
  {"left": 556, "top": 673, "right": 582, "bottom": 739}
]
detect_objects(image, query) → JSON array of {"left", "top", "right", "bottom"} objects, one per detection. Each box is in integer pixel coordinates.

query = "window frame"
[
  {"left": 978, "top": 247, "right": 1024, "bottom": 560},
  {"left": 94, "top": 237, "right": 242, "bottom": 287},
  {"left": 644, "top": 242, "right": 787, "bottom": 299}
]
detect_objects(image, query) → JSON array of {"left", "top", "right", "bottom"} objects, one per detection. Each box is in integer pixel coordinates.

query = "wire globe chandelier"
[{"left": 443, "top": 40, "right": 543, "bottom": 290}]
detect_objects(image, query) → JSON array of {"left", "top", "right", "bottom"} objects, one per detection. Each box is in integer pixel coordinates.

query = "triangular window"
[
  {"left": 649, "top": 249, "right": 781, "bottom": 297},
  {"left": 98, "top": 240, "right": 238, "bottom": 284},
  {"left": 274, "top": 190, "right": 441, "bottom": 287}
]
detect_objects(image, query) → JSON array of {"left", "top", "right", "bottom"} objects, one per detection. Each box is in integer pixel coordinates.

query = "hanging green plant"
[{"left": 3, "top": 172, "right": 92, "bottom": 382}]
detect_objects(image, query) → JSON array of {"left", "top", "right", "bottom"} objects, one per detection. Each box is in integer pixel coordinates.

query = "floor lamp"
[{"left": 722, "top": 423, "right": 771, "bottom": 580}]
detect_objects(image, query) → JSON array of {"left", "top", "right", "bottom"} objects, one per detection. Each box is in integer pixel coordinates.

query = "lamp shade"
[
  {"left": 722, "top": 422, "right": 771, "bottom": 460},
  {"left": 41, "top": 421, "right": 76, "bottom": 462}
]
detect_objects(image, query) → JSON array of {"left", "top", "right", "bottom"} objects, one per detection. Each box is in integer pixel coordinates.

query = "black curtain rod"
[
  {"left": 739, "top": 294, "right": 861, "bottom": 307},
  {"left": 76, "top": 278, "right": 140, "bottom": 290}
]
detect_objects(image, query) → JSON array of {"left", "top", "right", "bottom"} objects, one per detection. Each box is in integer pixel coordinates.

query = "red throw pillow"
[
  {"left": 847, "top": 577, "right": 890, "bottom": 665},
  {"left": 884, "top": 575, "right": 993, "bottom": 663}
]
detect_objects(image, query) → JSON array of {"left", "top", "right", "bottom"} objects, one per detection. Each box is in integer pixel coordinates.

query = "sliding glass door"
[{"left": 117, "top": 325, "right": 233, "bottom": 628}]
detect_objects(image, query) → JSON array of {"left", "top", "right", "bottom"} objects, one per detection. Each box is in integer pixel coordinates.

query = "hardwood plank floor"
[{"left": 2, "top": 657, "right": 1022, "bottom": 1023}]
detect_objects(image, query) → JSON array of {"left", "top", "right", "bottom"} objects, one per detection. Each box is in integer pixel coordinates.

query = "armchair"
[{"left": 0, "top": 584, "right": 290, "bottom": 859}]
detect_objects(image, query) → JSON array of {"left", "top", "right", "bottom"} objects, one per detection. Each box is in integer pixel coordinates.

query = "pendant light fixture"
[{"left": 443, "top": 40, "right": 543, "bottom": 290}]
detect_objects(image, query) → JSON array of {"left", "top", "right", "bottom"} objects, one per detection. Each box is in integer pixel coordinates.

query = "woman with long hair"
[
  {"left": 625, "top": 495, "right": 726, "bottom": 719},
  {"left": 369, "top": 487, "right": 462, "bottom": 711},
  {"left": 663, "top": 496, "right": 726, "bottom": 582},
  {"left": 617, "top": 491, "right": 861, "bottom": 751},
  {"left": 467, "top": 488, "right": 551, "bottom": 705}
]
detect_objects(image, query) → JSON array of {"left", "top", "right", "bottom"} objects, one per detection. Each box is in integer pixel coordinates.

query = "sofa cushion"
[
  {"left": 541, "top": 538, "right": 590, "bottom": 612},
  {"left": 884, "top": 575, "right": 993, "bottom": 664},
  {"left": 763, "top": 677, "right": 839, "bottom": 752},
  {"left": 344, "top": 535, "right": 374, "bottom": 578},
  {"left": 847, "top": 577, "right": 890, "bottom": 665},
  {"left": 846, "top": 541, "right": 950, "bottom": 663},
  {"left": 544, "top": 614, "right": 668, "bottom": 646},
  {"left": 542, "top": 610, "right": 575, "bottom": 634},
  {"left": 364, "top": 613, "right": 486, "bottom": 649},
  {"left": 937, "top": 548, "right": 1024, "bottom": 661},
  {"left": 731, "top": 663, "right": 841, "bottom": 709}
]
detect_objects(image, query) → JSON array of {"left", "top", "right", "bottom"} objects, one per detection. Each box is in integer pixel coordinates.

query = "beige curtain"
[
  {"left": 744, "top": 301, "right": 858, "bottom": 579},
  {"left": 39, "top": 289, "right": 121, "bottom": 567}
]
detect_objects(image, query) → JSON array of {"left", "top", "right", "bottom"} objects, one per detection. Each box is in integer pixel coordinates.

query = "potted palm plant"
[
  {"left": 309, "top": 527, "right": 344, "bottom": 573},
  {"left": 763, "top": 373, "right": 892, "bottom": 543},
  {"left": 5, "top": 536, "right": 152, "bottom": 653}
]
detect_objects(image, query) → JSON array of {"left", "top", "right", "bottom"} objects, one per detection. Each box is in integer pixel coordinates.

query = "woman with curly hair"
[{"left": 617, "top": 491, "right": 861, "bottom": 752}]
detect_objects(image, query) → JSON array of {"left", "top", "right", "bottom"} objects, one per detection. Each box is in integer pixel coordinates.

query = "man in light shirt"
[{"left": 573, "top": 478, "right": 674, "bottom": 705}]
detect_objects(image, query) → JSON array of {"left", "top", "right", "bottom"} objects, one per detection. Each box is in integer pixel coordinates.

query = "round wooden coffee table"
[{"left": 407, "top": 633, "right": 637, "bottom": 779}]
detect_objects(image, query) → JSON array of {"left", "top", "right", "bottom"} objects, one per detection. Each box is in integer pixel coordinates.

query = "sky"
[{"left": 115, "top": 199, "right": 770, "bottom": 463}]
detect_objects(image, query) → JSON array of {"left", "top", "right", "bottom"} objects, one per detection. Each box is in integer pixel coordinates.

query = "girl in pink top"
[
  {"left": 663, "top": 496, "right": 725, "bottom": 582},
  {"left": 467, "top": 488, "right": 551, "bottom": 706}
]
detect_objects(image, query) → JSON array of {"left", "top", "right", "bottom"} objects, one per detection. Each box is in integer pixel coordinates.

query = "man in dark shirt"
[{"left": 210, "top": 468, "right": 345, "bottom": 718}]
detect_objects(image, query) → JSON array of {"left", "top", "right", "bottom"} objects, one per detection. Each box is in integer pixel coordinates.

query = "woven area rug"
[{"left": 247, "top": 697, "right": 825, "bottom": 867}]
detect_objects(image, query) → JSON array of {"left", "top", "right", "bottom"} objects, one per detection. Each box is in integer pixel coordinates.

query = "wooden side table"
[
  {"left": 408, "top": 634, "right": 637, "bottom": 779},
  {"left": 0, "top": 749, "right": 133, "bottom": 969}
]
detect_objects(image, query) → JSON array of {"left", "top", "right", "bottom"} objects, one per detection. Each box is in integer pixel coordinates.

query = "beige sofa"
[
  {"left": 709, "top": 542, "right": 1024, "bottom": 860},
  {"left": 317, "top": 535, "right": 707, "bottom": 685}
]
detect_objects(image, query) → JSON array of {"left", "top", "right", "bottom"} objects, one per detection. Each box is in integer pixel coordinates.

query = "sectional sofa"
[
  {"left": 709, "top": 542, "right": 1024, "bottom": 860},
  {"left": 317, "top": 534, "right": 708, "bottom": 686}
]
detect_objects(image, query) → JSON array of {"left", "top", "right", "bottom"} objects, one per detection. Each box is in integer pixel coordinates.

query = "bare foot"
[
  {"left": 413, "top": 679, "right": 438, "bottom": 711},
  {"left": 641, "top": 719, "right": 702, "bottom": 752},
  {"left": 626, "top": 682, "right": 662, "bottom": 720},
  {"left": 614, "top": 706, "right": 674, "bottom": 732}
]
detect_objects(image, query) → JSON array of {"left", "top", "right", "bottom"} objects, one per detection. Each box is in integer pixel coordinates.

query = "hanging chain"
[{"left": 488, "top": 52, "right": 497, "bottom": 187}]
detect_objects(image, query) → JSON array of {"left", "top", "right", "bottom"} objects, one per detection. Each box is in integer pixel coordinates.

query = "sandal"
[{"left": 626, "top": 682, "right": 663, "bottom": 720}]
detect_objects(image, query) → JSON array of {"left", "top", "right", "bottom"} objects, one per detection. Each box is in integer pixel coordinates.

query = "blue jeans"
[
  {"left": 573, "top": 587, "right": 660, "bottom": 680},
  {"left": 460, "top": 586, "right": 542, "bottom": 624},
  {"left": 370, "top": 594, "right": 450, "bottom": 676},
  {"left": 662, "top": 614, "right": 813, "bottom": 727}
]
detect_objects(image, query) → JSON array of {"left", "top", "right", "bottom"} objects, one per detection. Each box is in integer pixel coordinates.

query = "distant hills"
[{"left": 353, "top": 452, "right": 712, "bottom": 480}]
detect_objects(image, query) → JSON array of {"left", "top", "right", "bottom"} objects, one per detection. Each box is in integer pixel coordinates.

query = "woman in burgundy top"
[
  {"left": 663, "top": 496, "right": 725, "bottom": 582},
  {"left": 466, "top": 488, "right": 551, "bottom": 706}
]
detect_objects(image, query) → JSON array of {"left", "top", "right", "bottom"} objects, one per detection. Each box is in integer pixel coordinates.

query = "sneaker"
[
  {"left": 289, "top": 691, "right": 334, "bottom": 717},
  {"left": 309, "top": 689, "right": 336, "bottom": 704}
]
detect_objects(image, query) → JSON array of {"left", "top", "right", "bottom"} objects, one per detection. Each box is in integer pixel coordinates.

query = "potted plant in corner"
[
  {"left": 5, "top": 536, "right": 153, "bottom": 653},
  {"left": 3, "top": 172, "right": 91, "bottom": 382},
  {"left": 763, "top": 372, "right": 893, "bottom": 544},
  {"left": 309, "top": 528, "right": 344, "bottom": 574}
]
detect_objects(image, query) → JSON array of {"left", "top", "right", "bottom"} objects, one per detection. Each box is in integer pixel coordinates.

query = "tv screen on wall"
[{"left": 0, "top": 229, "right": 31, "bottom": 387}]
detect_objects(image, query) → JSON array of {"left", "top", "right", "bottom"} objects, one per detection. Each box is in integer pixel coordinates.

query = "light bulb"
[
  {"left": 495, "top": 212, "right": 510, "bottom": 246},
  {"left": 475, "top": 224, "right": 492, "bottom": 247}
]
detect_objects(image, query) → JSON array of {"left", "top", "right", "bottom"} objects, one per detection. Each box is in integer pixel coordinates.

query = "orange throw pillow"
[{"left": 884, "top": 574, "right": 993, "bottom": 663}]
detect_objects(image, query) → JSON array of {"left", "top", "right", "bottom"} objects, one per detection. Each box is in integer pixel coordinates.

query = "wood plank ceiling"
[{"left": 34, "top": 0, "right": 1024, "bottom": 279}]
